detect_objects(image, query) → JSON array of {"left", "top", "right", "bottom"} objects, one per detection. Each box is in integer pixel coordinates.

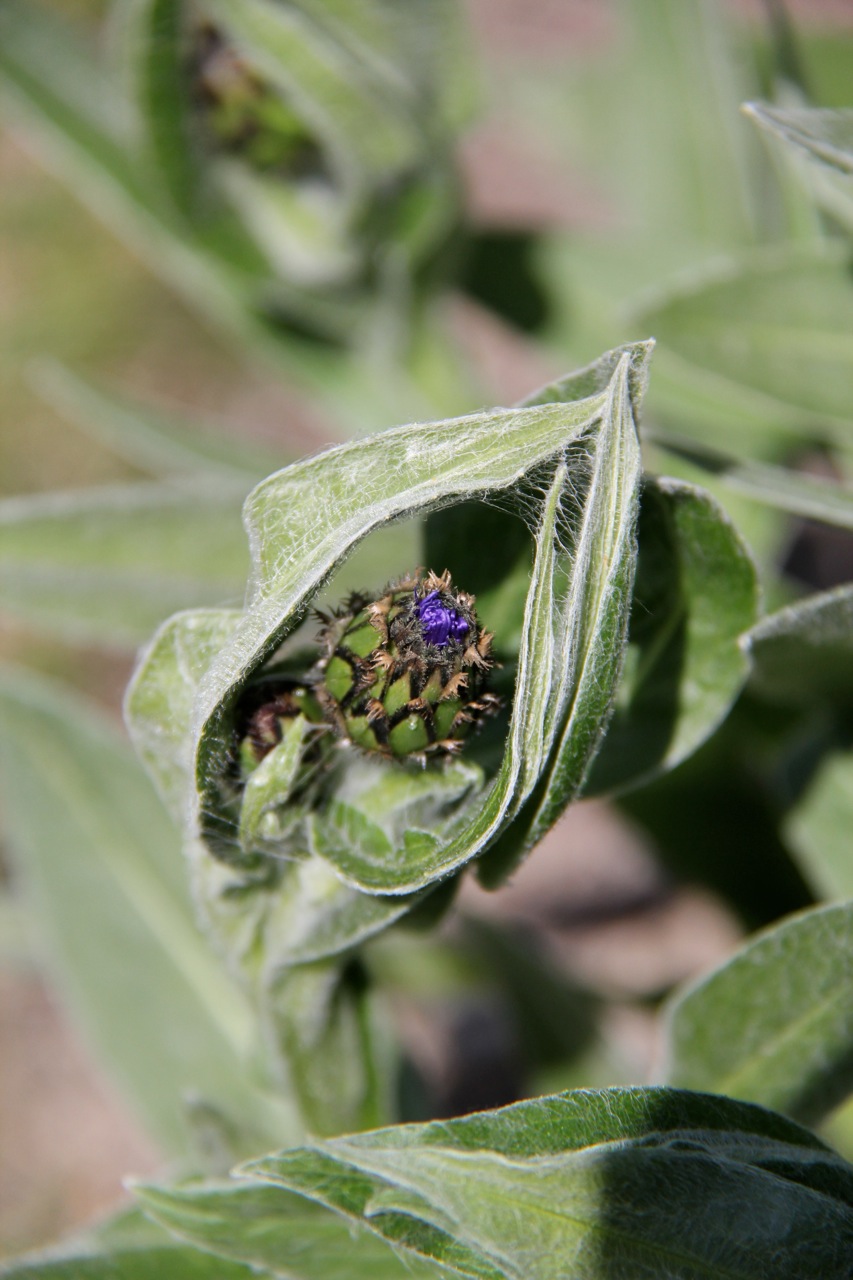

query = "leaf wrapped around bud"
[{"left": 313, "top": 569, "right": 500, "bottom": 760}]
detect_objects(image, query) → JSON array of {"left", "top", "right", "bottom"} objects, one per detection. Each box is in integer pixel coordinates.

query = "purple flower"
[{"left": 414, "top": 590, "right": 469, "bottom": 647}]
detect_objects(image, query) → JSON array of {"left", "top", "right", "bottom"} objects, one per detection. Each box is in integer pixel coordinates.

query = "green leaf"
[
  {"left": 586, "top": 476, "right": 757, "bottom": 795},
  {"left": 743, "top": 103, "right": 853, "bottom": 177},
  {"left": 0, "top": 1208, "right": 268, "bottom": 1280},
  {"left": 785, "top": 750, "right": 853, "bottom": 901},
  {"left": 666, "top": 901, "right": 853, "bottom": 1126},
  {"left": 633, "top": 246, "right": 853, "bottom": 446},
  {"left": 180, "top": 342, "right": 647, "bottom": 895},
  {"left": 0, "top": 482, "right": 250, "bottom": 648},
  {"left": 0, "top": 666, "right": 288, "bottom": 1159},
  {"left": 135, "top": 1176, "right": 453, "bottom": 1279},
  {"left": 119, "top": 0, "right": 197, "bottom": 215},
  {"left": 31, "top": 359, "right": 282, "bottom": 481},
  {"left": 650, "top": 427, "right": 853, "bottom": 530},
  {"left": 743, "top": 103, "right": 853, "bottom": 237},
  {"left": 746, "top": 585, "right": 853, "bottom": 709},
  {"left": 261, "top": 956, "right": 397, "bottom": 1137},
  {"left": 242, "top": 1086, "right": 853, "bottom": 1279}
]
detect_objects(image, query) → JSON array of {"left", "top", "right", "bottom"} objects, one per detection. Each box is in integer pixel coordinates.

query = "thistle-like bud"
[
  {"left": 236, "top": 677, "right": 327, "bottom": 779},
  {"left": 312, "top": 569, "right": 500, "bottom": 760}
]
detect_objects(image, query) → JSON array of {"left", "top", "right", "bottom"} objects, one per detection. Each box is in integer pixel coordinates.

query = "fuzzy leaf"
[
  {"left": 0, "top": 482, "right": 249, "bottom": 648},
  {"left": 134, "top": 1177, "right": 452, "bottom": 1279},
  {"left": 240, "top": 1086, "right": 853, "bottom": 1279},
  {"left": 586, "top": 476, "right": 757, "bottom": 796},
  {"left": 257, "top": 956, "right": 396, "bottom": 1137},
  {"left": 0, "top": 667, "right": 285, "bottom": 1158},
  {"left": 666, "top": 901, "right": 853, "bottom": 1126},
  {"left": 179, "top": 342, "right": 648, "bottom": 895},
  {"left": 126, "top": 611, "right": 408, "bottom": 1135}
]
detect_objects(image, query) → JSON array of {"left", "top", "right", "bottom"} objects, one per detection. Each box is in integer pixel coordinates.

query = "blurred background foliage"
[{"left": 3, "top": 0, "right": 853, "bottom": 1261}]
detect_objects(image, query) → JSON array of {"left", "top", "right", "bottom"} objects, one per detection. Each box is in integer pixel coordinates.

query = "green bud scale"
[{"left": 312, "top": 569, "right": 499, "bottom": 760}]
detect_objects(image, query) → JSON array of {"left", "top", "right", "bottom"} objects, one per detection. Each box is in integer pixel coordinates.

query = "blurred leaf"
[
  {"left": 135, "top": 1177, "right": 452, "bottom": 1279},
  {"left": 633, "top": 246, "right": 853, "bottom": 446},
  {"left": 30, "top": 359, "right": 282, "bottom": 481},
  {"left": 0, "top": 666, "right": 287, "bottom": 1158},
  {"left": 587, "top": 476, "right": 757, "bottom": 795},
  {"left": 744, "top": 103, "right": 853, "bottom": 237},
  {"left": 785, "top": 750, "right": 853, "bottom": 901},
  {"left": 650, "top": 428, "right": 853, "bottom": 530},
  {"left": 744, "top": 103, "right": 853, "bottom": 176},
  {"left": 284, "top": 0, "right": 473, "bottom": 137},
  {"left": 0, "top": 1215, "right": 268, "bottom": 1280},
  {"left": 0, "top": 481, "right": 249, "bottom": 648},
  {"left": 178, "top": 343, "right": 647, "bottom": 895},
  {"left": 746, "top": 585, "right": 853, "bottom": 708},
  {"left": 240, "top": 1086, "right": 853, "bottom": 1279},
  {"left": 0, "top": 0, "right": 409, "bottom": 432},
  {"left": 204, "top": 0, "right": 425, "bottom": 192},
  {"left": 519, "top": 0, "right": 758, "bottom": 262},
  {"left": 0, "top": 0, "right": 265, "bottom": 283},
  {"left": 666, "top": 901, "right": 853, "bottom": 1126},
  {"left": 121, "top": 0, "right": 196, "bottom": 214}
]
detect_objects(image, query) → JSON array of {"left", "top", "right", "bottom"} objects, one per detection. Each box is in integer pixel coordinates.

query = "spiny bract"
[{"left": 313, "top": 568, "right": 500, "bottom": 760}]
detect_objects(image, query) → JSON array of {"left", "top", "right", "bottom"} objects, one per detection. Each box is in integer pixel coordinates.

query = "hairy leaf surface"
[{"left": 236, "top": 1086, "right": 853, "bottom": 1280}]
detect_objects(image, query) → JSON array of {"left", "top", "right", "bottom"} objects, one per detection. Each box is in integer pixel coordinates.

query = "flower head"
[
  {"left": 414, "top": 590, "right": 470, "bottom": 647},
  {"left": 311, "top": 569, "right": 499, "bottom": 760}
]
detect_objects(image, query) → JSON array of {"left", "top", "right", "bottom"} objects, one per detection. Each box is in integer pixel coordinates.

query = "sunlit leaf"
[
  {"left": 240, "top": 1086, "right": 853, "bottom": 1279},
  {"left": 135, "top": 1176, "right": 452, "bottom": 1279}
]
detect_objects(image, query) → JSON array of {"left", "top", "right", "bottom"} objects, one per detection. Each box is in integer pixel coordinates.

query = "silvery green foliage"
[
  {"left": 131, "top": 1087, "right": 853, "bottom": 1280},
  {"left": 124, "top": 342, "right": 650, "bottom": 1130}
]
